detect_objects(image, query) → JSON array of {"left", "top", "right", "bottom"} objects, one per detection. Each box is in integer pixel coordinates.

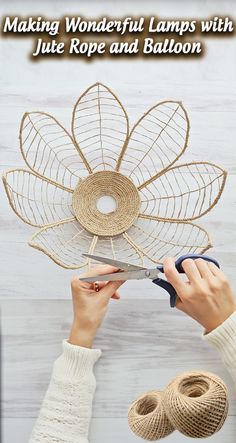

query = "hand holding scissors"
[{"left": 80, "top": 254, "right": 220, "bottom": 308}]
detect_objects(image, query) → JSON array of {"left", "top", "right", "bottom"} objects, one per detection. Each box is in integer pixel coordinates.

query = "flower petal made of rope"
[
  {"left": 139, "top": 162, "right": 227, "bottom": 221},
  {"left": 20, "top": 112, "right": 89, "bottom": 189},
  {"left": 117, "top": 100, "right": 189, "bottom": 188},
  {"left": 29, "top": 218, "right": 96, "bottom": 268},
  {"left": 124, "top": 217, "right": 211, "bottom": 263},
  {"left": 3, "top": 169, "right": 74, "bottom": 227},
  {"left": 72, "top": 82, "right": 129, "bottom": 172}
]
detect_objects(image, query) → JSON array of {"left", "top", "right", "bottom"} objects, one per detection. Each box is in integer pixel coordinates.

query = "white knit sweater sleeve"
[
  {"left": 29, "top": 340, "right": 102, "bottom": 443},
  {"left": 203, "top": 310, "right": 236, "bottom": 385}
]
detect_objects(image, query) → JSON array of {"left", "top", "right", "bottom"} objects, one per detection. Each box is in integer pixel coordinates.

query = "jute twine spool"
[
  {"left": 128, "top": 391, "right": 174, "bottom": 441},
  {"left": 128, "top": 372, "right": 228, "bottom": 441},
  {"left": 163, "top": 371, "right": 229, "bottom": 439},
  {"left": 72, "top": 170, "right": 140, "bottom": 237}
]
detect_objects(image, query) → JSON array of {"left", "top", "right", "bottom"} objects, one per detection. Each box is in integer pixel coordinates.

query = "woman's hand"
[
  {"left": 69, "top": 265, "right": 125, "bottom": 348},
  {"left": 164, "top": 257, "right": 236, "bottom": 333}
]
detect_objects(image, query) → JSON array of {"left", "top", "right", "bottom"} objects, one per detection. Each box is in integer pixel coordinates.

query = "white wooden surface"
[{"left": 0, "top": 0, "right": 236, "bottom": 442}]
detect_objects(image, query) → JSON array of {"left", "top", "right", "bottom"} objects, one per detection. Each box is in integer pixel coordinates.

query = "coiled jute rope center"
[{"left": 72, "top": 171, "right": 140, "bottom": 236}]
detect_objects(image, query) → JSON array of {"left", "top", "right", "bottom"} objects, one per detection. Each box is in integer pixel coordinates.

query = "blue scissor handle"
[{"left": 152, "top": 254, "right": 220, "bottom": 308}]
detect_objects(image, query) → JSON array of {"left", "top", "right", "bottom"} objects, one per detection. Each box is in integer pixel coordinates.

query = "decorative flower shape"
[{"left": 2, "top": 83, "right": 227, "bottom": 269}]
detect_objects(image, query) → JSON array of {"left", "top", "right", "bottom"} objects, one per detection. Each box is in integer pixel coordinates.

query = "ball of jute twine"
[
  {"left": 72, "top": 170, "right": 140, "bottom": 237},
  {"left": 128, "top": 372, "right": 228, "bottom": 441},
  {"left": 163, "top": 371, "right": 229, "bottom": 439},
  {"left": 128, "top": 391, "right": 175, "bottom": 441}
]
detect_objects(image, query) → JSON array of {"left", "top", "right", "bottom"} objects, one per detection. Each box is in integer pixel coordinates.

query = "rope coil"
[
  {"left": 164, "top": 371, "right": 229, "bottom": 438},
  {"left": 128, "top": 371, "right": 229, "bottom": 440},
  {"left": 128, "top": 391, "right": 174, "bottom": 441},
  {"left": 72, "top": 171, "right": 140, "bottom": 236}
]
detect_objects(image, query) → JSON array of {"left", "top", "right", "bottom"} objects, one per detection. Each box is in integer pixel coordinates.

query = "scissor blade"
[
  {"left": 80, "top": 268, "right": 160, "bottom": 282},
  {"left": 82, "top": 253, "right": 145, "bottom": 271}
]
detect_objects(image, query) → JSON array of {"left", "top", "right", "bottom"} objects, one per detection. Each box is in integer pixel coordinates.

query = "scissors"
[{"left": 80, "top": 253, "right": 220, "bottom": 308}]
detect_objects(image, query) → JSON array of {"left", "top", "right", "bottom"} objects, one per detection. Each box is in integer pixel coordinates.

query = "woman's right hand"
[{"left": 164, "top": 257, "right": 236, "bottom": 334}]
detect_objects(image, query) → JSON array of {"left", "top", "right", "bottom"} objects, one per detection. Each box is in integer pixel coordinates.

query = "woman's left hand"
[{"left": 69, "top": 265, "right": 125, "bottom": 348}]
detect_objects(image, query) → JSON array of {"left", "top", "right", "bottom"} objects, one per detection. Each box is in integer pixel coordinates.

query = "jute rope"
[
  {"left": 128, "top": 391, "right": 174, "bottom": 441},
  {"left": 72, "top": 170, "right": 140, "bottom": 237},
  {"left": 163, "top": 371, "right": 229, "bottom": 438},
  {"left": 2, "top": 83, "right": 227, "bottom": 269},
  {"left": 128, "top": 371, "right": 228, "bottom": 441}
]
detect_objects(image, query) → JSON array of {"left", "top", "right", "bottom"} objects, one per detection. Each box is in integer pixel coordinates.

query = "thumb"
[{"left": 99, "top": 280, "right": 125, "bottom": 304}]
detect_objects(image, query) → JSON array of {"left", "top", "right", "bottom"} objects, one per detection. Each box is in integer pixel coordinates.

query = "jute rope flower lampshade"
[{"left": 2, "top": 83, "right": 227, "bottom": 269}]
